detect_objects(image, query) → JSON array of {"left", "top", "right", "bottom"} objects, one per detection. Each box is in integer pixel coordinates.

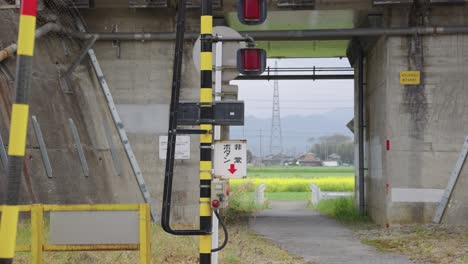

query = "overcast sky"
[{"left": 231, "top": 58, "right": 354, "bottom": 118}]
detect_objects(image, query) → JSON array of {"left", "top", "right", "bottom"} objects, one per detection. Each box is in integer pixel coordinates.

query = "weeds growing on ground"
[
  {"left": 313, "top": 196, "right": 368, "bottom": 223},
  {"left": 360, "top": 225, "right": 468, "bottom": 264},
  {"left": 224, "top": 181, "right": 263, "bottom": 222},
  {"left": 14, "top": 220, "right": 306, "bottom": 264}
]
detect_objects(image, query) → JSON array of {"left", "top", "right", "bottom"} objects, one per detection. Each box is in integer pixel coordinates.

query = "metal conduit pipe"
[
  {"left": 82, "top": 32, "right": 199, "bottom": 41},
  {"left": 240, "top": 26, "right": 468, "bottom": 41},
  {"left": 80, "top": 25, "right": 468, "bottom": 41},
  {"left": 1, "top": 23, "right": 72, "bottom": 63},
  {"left": 3, "top": 25, "right": 468, "bottom": 54},
  {"left": 35, "top": 22, "right": 70, "bottom": 38},
  {"left": 0, "top": 44, "right": 17, "bottom": 63}
]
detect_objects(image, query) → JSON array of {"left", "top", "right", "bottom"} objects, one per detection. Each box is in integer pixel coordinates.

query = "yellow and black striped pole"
[
  {"left": 199, "top": 0, "right": 213, "bottom": 263},
  {"left": 0, "top": 1, "right": 37, "bottom": 263}
]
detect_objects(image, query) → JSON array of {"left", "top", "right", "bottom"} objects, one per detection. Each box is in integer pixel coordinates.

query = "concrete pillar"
[{"left": 361, "top": 6, "right": 468, "bottom": 225}]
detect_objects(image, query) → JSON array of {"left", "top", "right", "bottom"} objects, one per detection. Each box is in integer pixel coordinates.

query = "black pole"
[
  {"left": 358, "top": 52, "right": 365, "bottom": 215},
  {"left": 199, "top": 0, "right": 214, "bottom": 262}
]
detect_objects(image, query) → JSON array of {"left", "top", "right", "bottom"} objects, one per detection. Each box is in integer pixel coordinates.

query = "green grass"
[
  {"left": 265, "top": 192, "right": 310, "bottom": 201},
  {"left": 247, "top": 166, "right": 354, "bottom": 179},
  {"left": 361, "top": 226, "right": 468, "bottom": 264},
  {"left": 313, "top": 196, "right": 368, "bottom": 223},
  {"left": 225, "top": 181, "right": 264, "bottom": 222},
  {"left": 13, "top": 221, "right": 307, "bottom": 264}
]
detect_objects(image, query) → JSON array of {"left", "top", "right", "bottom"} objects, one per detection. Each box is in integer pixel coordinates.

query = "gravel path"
[{"left": 249, "top": 201, "right": 415, "bottom": 264}]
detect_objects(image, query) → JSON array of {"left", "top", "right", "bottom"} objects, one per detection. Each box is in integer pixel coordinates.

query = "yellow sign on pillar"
[{"left": 400, "top": 71, "right": 421, "bottom": 85}]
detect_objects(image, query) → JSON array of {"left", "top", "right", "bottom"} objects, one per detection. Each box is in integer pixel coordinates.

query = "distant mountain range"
[{"left": 230, "top": 108, "right": 354, "bottom": 157}]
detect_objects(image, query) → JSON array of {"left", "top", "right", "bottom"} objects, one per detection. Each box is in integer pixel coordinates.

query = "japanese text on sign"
[
  {"left": 400, "top": 71, "right": 421, "bottom": 85},
  {"left": 214, "top": 140, "right": 247, "bottom": 179},
  {"left": 159, "top": 136, "right": 190, "bottom": 160}
]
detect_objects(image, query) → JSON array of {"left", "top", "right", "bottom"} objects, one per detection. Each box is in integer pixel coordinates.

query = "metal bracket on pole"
[
  {"left": 31, "top": 116, "right": 53, "bottom": 179},
  {"left": 68, "top": 118, "right": 89, "bottom": 177},
  {"left": 0, "top": 132, "right": 8, "bottom": 169},
  {"left": 75, "top": 19, "right": 158, "bottom": 222},
  {"left": 177, "top": 101, "right": 244, "bottom": 126},
  {"left": 213, "top": 35, "right": 254, "bottom": 47},
  {"left": 176, "top": 129, "right": 211, "bottom": 135},
  {"left": 433, "top": 136, "right": 468, "bottom": 224}
]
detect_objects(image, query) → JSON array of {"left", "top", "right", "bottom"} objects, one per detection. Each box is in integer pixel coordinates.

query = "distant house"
[
  {"left": 328, "top": 153, "right": 341, "bottom": 161},
  {"left": 283, "top": 158, "right": 296, "bottom": 166},
  {"left": 296, "top": 153, "right": 322, "bottom": 167},
  {"left": 322, "top": 160, "right": 339, "bottom": 167},
  {"left": 262, "top": 154, "right": 293, "bottom": 166},
  {"left": 251, "top": 157, "right": 265, "bottom": 167}
]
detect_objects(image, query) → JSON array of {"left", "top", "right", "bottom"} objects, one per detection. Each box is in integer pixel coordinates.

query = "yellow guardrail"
[{"left": 0, "top": 204, "right": 151, "bottom": 264}]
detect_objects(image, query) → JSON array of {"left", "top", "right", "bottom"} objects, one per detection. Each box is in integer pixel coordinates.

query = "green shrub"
[
  {"left": 225, "top": 181, "right": 259, "bottom": 223},
  {"left": 314, "top": 196, "right": 369, "bottom": 223}
]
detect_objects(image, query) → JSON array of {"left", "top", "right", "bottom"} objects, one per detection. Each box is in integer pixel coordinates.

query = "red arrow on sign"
[{"left": 228, "top": 164, "right": 237, "bottom": 174}]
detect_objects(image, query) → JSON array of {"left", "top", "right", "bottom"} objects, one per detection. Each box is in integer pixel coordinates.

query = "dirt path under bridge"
[{"left": 249, "top": 201, "right": 415, "bottom": 264}]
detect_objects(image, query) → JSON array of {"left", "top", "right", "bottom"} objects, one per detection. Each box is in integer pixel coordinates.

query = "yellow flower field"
[{"left": 230, "top": 177, "right": 354, "bottom": 193}]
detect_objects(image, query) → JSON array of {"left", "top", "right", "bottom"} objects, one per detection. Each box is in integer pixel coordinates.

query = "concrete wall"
[
  {"left": 0, "top": 6, "right": 204, "bottom": 224},
  {"left": 82, "top": 8, "right": 203, "bottom": 225},
  {"left": 361, "top": 6, "right": 468, "bottom": 225},
  {"left": 354, "top": 36, "right": 389, "bottom": 225},
  {"left": 0, "top": 8, "right": 143, "bottom": 206}
]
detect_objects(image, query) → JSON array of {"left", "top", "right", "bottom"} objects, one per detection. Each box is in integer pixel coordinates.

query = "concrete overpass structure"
[{"left": 1, "top": 0, "right": 468, "bottom": 227}]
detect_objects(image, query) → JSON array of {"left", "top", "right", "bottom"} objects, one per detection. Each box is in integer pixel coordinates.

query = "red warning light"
[
  {"left": 243, "top": 49, "right": 261, "bottom": 71},
  {"left": 212, "top": 200, "right": 220, "bottom": 208},
  {"left": 237, "top": 0, "right": 267, "bottom": 25},
  {"left": 243, "top": 0, "right": 260, "bottom": 21},
  {"left": 237, "top": 48, "right": 266, "bottom": 76}
]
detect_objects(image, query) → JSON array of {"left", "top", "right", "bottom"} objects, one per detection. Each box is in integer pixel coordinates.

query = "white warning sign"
[
  {"left": 214, "top": 140, "right": 247, "bottom": 179},
  {"left": 159, "top": 136, "right": 190, "bottom": 160}
]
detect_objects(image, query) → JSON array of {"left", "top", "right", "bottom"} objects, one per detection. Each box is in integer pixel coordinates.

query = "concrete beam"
[{"left": 92, "top": 0, "right": 373, "bottom": 11}]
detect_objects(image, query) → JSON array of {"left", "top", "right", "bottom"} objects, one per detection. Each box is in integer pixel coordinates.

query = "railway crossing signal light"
[
  {"left": 237, "top": 0, "right": 267, "bottom": 25},
  {"left": 237, "top": 48, "right": 267, "bottom": 76},
  {"left": 212, "top": 200, "right": 220, "bottom": 208}
]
